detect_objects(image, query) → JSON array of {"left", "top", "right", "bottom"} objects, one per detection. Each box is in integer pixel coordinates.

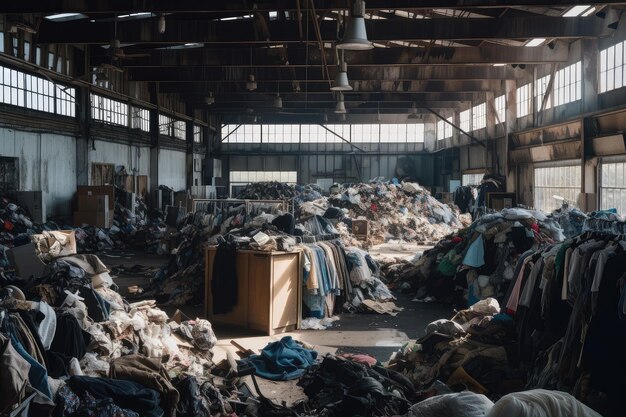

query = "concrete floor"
[{"left": 100, "top": 249, "right": 452, "bottom": 363}]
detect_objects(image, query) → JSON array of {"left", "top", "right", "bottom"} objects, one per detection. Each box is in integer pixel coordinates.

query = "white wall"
[
  {"left": 90, "top": 139, "right": 151, "bottom": 180},
  {"left": 159, "top": 148, "right": 186, "bottom": 191},
  {"left": 0, "top": 127, "right": 76, "bottom": 217}
]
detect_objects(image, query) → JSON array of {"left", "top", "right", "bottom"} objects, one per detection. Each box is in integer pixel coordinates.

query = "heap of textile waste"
[
  {"left": 328, "top": 182, "right": 469, "bottom": 246},
  {"left": 380, "top": 208, "right": 565, "bottom": 307},
  {"left": 386, "top": 296, "right": 604, "bottom": 417},
  {"left": 0, "top": 246, "right": 230, "bottom": 417}
]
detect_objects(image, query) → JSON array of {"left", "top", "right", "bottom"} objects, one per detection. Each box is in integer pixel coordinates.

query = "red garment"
[
  {"left": 451, "top": 237, "right": 463, "bottom": 244},
  {"left": 339, "top": 353, "right": 377, "bottom": 367},
  {"left": 370, "top": 203, "right": 378, "bottom": 212}
]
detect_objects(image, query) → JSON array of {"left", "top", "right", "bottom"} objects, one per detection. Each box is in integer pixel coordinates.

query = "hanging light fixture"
[
  {"left": 376, "top": 101, "right": 381, "bottom": 122},
  {"left": 334, "top": 92, "right": 347, "bottom": 114},
  {"left": 158, "top": 15, "right": 166, "bottom": 34},
  {"left": 273, "top": 81, "right": 283, "bottom": 109},
  {"left": 246, "top": 46, "right": 257, "bottom": 91},
  {"left": 407, "top": 102, "right": 420, "bottom": 120},
  {"left": 337, "top": 0, "right": 373, "bottom": 50},
  {"left": 205, "top": 92, "right": 215, "bottom": 105},
  {"left": 246, "top": 74, "right": 257, "bottom": 91},
  {"left": 331, "top": 50, "right": 352, "bottom": 91}
]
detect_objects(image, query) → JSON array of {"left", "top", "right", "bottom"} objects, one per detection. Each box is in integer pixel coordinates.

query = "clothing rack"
[{"left": 296, "top": 233, "right": 341, "bottom": 244}]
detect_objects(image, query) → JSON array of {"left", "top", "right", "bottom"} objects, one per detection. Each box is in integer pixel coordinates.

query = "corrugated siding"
[
  {"left": 0, "top": 126, "right": 76, "bottom": 217},
  {"left": 159, "top": 148, "right": 187, "bottom": 190},
  {"left": 90, "top": 139, "right": 151, "bottom": 178}
]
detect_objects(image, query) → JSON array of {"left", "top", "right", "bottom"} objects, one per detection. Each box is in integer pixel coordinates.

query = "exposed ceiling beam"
[
  {"left": 128, "top": 66, "right": 518, "bottom": 86},
  {"left": 38, "top": 16, "right": 613, "bottom": 44},
  {"left": 5, "top": 1, "right": 625, "bottom": 13},
  {"left": 96, "top": 44, "right": 569, "bottom": 69},
  {"left": 125, "top": 64, "right": 522, "bottom": 81}
]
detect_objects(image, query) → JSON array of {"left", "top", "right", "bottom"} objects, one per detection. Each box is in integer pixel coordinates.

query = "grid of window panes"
[
  {"left": 459, "top": 109, "right": 471, "bottom": 131},
  {"left": 534, "top": 165, "right": 581, "bottom": 213},
  {"left": 599, "top": 40, "right": 626, "bottom": 93},
  {"left": 406, "top": 123, "right": 425, "bottom": 143},
  {"left": 222, "top": 123, "right": 425, "bottom": 143},
  {"left": 535, "top": 74, "right": 552, "bottom": 110},
  {"left": 517, "top": 84, "right": 532, "bottom": 118},
  {"left": 193, "top": 125, "right": 203, "bottom": 143},
  {"left": 91, "top": 94, "right": 128, "bottom": 126},
  {"left": 495, "top": 94, "right": 506, "bottom": 124},
  {"left": 55, "top": 85, "right": 75, "bottom": 117},
  {"left": 351, "top": 124, "right": 377, "bottom": 142},
  {"left": 462, "top": 173, "right": 484, "bottom": 186},
  {"left": 553, "top": 61, "right": 582, "bottom": 107},
  {"left": 131, "top": 106, "right": 150, "bottom": 132},
  {"left": 0, "top": 65, "right": 75, "bottom": 117},
  {"left": 600, "top": 162, "right": 626, "bottom": 216},
  {"left": 230, "top": 171, "right": 297, "bottom": 184},
  {"left": 436, "top": 118, "right": 453, "bottom": 140},
  {"left": 159, "top": 114, "right": 186, "bottom": 140},
  {"left": 472, "top": 103, "right": 486, "bottom": 130}
]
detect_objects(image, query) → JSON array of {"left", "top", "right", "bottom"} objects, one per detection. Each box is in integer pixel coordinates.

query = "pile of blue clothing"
[{"left": 239, "top": 336, "right": 317, "bottom": 381}]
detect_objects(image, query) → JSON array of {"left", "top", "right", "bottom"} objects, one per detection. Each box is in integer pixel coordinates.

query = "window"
[
  {"left": 600, "top": 162, "right": 626, "bottom": 216},
  {"left": 193, "top": 125, "right": 203, "bottom": 143},
  {"left": 495, "top": 94, "right": 506, "bottom": 124},
  {"left": 460, "top": 109, "right": 471, "bottom": 131},
  {"left": 534, "top": 165, "right": 581, "bottom": 213},
  {"left": 0, "top": 33, "right": 4, "bottom": 53},
  {"left": 323, "top": 124, "right": 345, "bottom": 143},
  {"left": 35, "top": 47, "right": 41, "bottom": 66},
  {"left": 222, "top": 124, "right": 261, "bottom": 143},
  {"left": 91, "top": 93, "right": 128, "bottom": 126},
  {"left": 229, "top": 171, "right": 297, "bottom": 186},
  {"left": 23, "top": 41, "right": 30, "bottom": 62},
  {"left": 535, "top": 74, "right": 552, "bottom": 110},
  {"left": 0, "top": 157, "right": 19, "bottom": 193},
  {"left": 517, "top": 83, "right": 532, "bottom": 118},
  {"left": 407, "top": 123, "right": 425, "bottom": 143},
  {"left": 437, "top": 118, "right": 453, "bottom": 140},
  {"left": 0, "top": 65, "right": 75, "bottom": 117},
  {"left": 159, "top": 114, "right": 186, "bottom": 139},
  {"left": 48, "top": 52, "right": 55, "bottom": 70},
  {"left": 553, "top": 61, "right": 582, "bottom": 107},
  {"left": 351, "top": 124, "right": 376, "bottom": 143},
  {"left": 131, "top": 106, "right": 150, "bottom": 132},
  {"left": 600, "top": 40, "right": 626, "bottom": 93},
  {"left": 471, "top": 103, "right": 486, "bottom": 131},
  {"left": 12, "top": 36, "right": 18, "bottom": 57},
  {"left": 462, "top": 172, "right": 484, "bottom": 186}
]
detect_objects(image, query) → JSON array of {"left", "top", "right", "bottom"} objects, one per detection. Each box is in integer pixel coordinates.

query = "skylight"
[
  {"left": 45, "top": 13, "right": 88, "bottom": 22},
  {"left": 563, "top": 5, "right": 593, "bottom": 17},
  {"left": 117, "top": 12, "right": 155, "bottom": 20},
  {"left": 525, "top": 38, "right": 546, "bottom": 47}
]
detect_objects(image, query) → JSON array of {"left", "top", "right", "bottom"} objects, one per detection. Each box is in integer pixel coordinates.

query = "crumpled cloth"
[
  {"left": 406, "top": 391, "right": 494, "bottom": 417},
  {"left": 238, "top": 336, "right": 317, "bottom": 381},
  {"left": 109, "top": 354, "right": 179, "bottom": 417},
  {"left": 486, "top": 389, "right": 602, "bottom": 417}
]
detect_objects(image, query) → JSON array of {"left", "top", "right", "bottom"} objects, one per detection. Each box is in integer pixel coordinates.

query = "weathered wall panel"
[
  {"left": 159, "top": 148, "right": 187, "bottom": 190},
  {"left": 90, "top": 139, "right": 151, "bottom": 181},
  {"left": 0, "top": 127, "right": 76, "bottom": 217}
]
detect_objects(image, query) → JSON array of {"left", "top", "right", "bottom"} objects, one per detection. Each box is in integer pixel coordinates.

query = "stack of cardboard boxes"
[{"left": 73, "top": 186, "right": 115, "bottom": 228}]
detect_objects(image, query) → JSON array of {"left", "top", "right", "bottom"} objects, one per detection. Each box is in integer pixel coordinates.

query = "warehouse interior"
[{"left": 1, "top": 1, "right": 625, "bottom": 416}]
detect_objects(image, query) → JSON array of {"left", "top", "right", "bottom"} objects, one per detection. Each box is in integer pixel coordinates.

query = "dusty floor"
[{"left": 100, "top": 249, "right": 452, "bottom": 363}]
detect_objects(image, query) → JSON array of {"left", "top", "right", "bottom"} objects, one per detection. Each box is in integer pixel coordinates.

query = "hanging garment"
[{"left": 211, "top": 242, "right": 237, "bottom": 314}]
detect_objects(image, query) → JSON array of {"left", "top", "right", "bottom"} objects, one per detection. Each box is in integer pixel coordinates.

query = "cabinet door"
[
  {"left": 247, "top": 253, "right": 271, "bottom": 332},
  {"left": 272, "top": 253, "right": 299, "bottom": 331}
]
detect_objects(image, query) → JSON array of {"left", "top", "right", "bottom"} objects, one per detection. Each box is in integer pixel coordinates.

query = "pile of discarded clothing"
[
  {"left": 328, "top": 182, "right": 468, "bottom": 246},
  {"left": 381, "top": 207, "right": 565, "bottom": 307},
  {"left": 386, "top": 297, "right": 603, "bottom": 416},
  {"left": 453, "top": 185, "right": 477, "bottom": 215},
  {"left": 0, "top": 247, "right": 227, "bottom": 417},
  {"left": 549, "top": 205, "right": 588, "bottom": 238}
]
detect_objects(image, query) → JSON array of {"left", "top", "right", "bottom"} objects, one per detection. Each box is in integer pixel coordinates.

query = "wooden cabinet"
[{"left": 205, "top": 248, "right": 301, "bottom": 335}]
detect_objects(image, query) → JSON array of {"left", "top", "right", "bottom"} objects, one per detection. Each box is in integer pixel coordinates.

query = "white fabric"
[
  {"left": 425, "top": 319, "right": 465, "bottom": 337},
  {"left": 470, "top": 297, "right": 500, "bottom": 316},
  {"left": 36, "top": 301, "right": 57, "bottom": 350},
  {"left": 407, "top": 392, "right": 494, "bottom": 417},
  {"left": 486, "top": 389, "right": 602, "bottom": 417}
]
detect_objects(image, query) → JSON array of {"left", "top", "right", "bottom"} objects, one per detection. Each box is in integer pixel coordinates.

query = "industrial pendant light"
[
  {"left": 246, "top": 46, "right": 257, "bottom": 91},
  {"left": 331, "top": 50, "right": 353, "bottom": 91},
  {"left": 334, "top": 92, "right": 347, "bottom": 114},
  {"left": 337, "top": 0, "right": 373, "bottom": 50},
  {"left": 205, "top": 92, "right": 215, "bottom": 105},
  {"left": 246, "top": 74, "right": 257, "bottom": 91},
  {"left": 273, "top": 81, "right": 283, "bottom": 109},
  {"left": 407, "top": 102, "right": 420, "bottom": 120}
]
